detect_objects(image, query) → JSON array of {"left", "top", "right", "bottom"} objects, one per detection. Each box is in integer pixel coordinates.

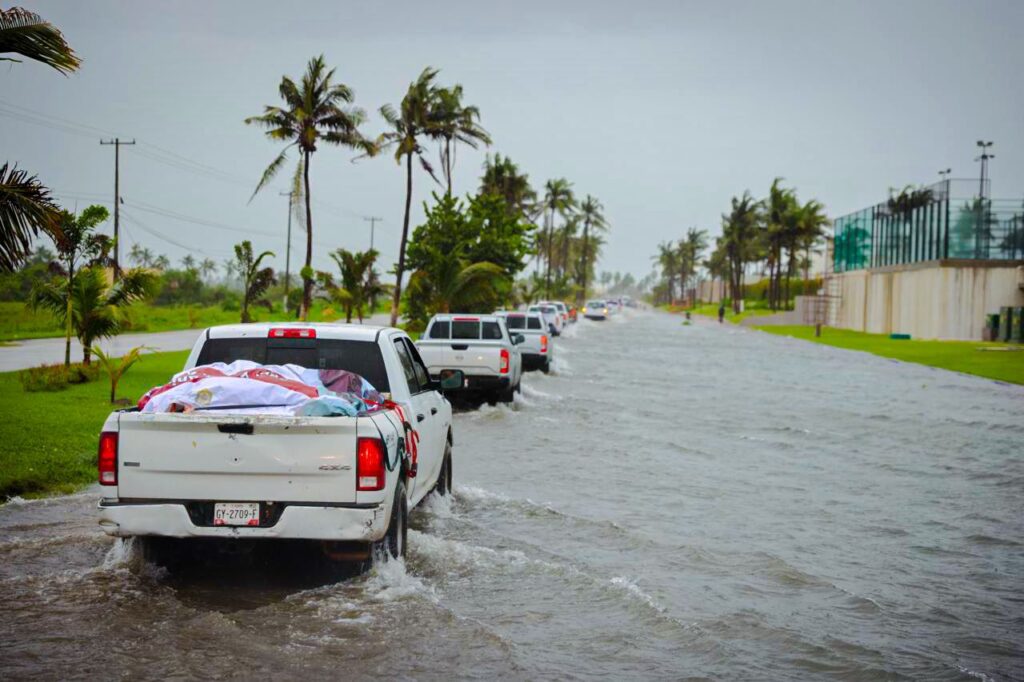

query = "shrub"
[
  {"left": 221, "top": 293, "right": 241, "bottom": 312},
  {"left": 67, "top": 363, "right": 100, "bottom": 384},
  {"left": 19, "top": 364, "right": 70, "bottom": 392},
  {"left": 19, "top": 362, "right": 100, "bottom": 392}
]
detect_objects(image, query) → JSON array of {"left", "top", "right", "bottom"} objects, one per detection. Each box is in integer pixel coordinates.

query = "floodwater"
[{"left": 2, "top": 311, "right": 1022, "bottom": 680}]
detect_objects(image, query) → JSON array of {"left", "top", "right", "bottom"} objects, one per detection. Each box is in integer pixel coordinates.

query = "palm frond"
[
  {"left": 249, "top": 145, "right": 293, "bottom": 202},
  {"left": 0, "top": 7, "right": 81, "bottom": 74},
  {"left": 0, "top": 162, "right": 61, "bottom": 271}
]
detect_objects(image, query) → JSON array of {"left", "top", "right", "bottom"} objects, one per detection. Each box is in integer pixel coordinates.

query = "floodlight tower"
[{"left": 975, "top": 141, "right": 994, "bottom": 199}]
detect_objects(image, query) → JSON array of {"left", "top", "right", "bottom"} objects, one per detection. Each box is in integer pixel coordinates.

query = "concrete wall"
[{"left": 835, "top": 261, "right": 1024, "bottom": 340}]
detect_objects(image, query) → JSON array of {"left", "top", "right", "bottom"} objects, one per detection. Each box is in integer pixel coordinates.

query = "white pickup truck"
[
  {"left": 96, "top": 323, "right": 459, "bottom": 565},
  {"left": 415, "top": 314, "right": 524, "bottom": 403},
  {"left": 494, "top": 310, "right": 552, "bottom": 373}
]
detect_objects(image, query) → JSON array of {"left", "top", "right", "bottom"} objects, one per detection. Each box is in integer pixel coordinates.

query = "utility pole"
[
  {"left": 363, "top": 216, "right": 382, "bottom": 251},
  {"left": 99, "top": 138, "right": 135, "bottom": 278},
  {"left": 280, "top": 190, "right": 294, "bottom": 314}
]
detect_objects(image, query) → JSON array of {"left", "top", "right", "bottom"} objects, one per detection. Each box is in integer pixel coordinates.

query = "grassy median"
[
  {"left": 0, "top": 350, "right": 190, "bottom": 499},
  {"left": 756, "top": 325, "right": 1024, "bottom": 385}
]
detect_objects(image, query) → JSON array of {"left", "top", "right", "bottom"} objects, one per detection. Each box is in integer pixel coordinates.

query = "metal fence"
[{"left": 833, "top": 179, "right": 1024, "bottom": 272}]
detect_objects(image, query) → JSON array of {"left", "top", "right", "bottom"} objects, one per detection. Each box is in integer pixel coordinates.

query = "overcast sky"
[{"left": 2, "top": 0, "right": 1022, "bottom": 280}]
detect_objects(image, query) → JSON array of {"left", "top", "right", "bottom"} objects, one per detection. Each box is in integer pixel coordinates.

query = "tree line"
[{"left": 653, "top": 179, "right": 829, "bottom": 312}]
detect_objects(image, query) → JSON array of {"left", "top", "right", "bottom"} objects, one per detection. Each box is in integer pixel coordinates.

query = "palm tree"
[
  {"left": 245, "top": 55, "right": 372, "bottom": 321},
  {"left": 577, "top": 195, "right": 607, "bottom": 303},
  {"left": 654, "top": 240, "right": 679, "bottom": 304},
  {"left": 0, "top": 7, "right": 80, "bottom": 74},
  {"left": 721, "top": 192, "right": 762, "bottom": 313},
  {"left": 0, "top": 163, "right": 62, "bottom": 272},
  {"left": 406, "top": 244, "right": 506, "bottom": 316},
  {"left": 29, "top": 205, "right": 109, "bottom": 366},
  {"left": 233, "top": 240, "right": 275, "bottom": 323},
  {"left": 677, "top": 228, "right": 708, "bottom": 303},
  {"left": 480, "top": 154, "right": 536, "bottom": 219},
  {"left": 795, "top": 200, "right": 829, "bottom": 292},
  {"left": 377, "top": 67, "right": 442, "bottom": 327},
  {"left": 764, "top": 178, "right": 796, "bottom": 310},
  {"left": 540, "top": 178, "right": 576, "bottom": 297},
  {"left": 327, "top": 248, "right": 386, "bottom": 323},
  {"left": 31, "top": 266, "right": 155, "bottom": 365},
  {"left": 432, "top": 85, "right": 491, "bottom": 196}
]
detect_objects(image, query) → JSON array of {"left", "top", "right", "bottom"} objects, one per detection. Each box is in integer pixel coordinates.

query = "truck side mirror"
[
  {"left": 512, "top": 333, "right": 525, "bottom": 345},
  {"left": 439, "top": 370, "right": 464, "bottom": 391}
]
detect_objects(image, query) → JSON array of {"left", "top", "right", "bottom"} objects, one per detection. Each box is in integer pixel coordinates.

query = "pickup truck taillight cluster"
[
  {"left": 499, "top": 348, "right": 510, "bottom": 374},
  {"left": 541, "top": 335, "right": 548, "bottom": 353},
  {"left": 356, "top": 438, "right": 386, "bottom": 491},
  {"left": 98, "top": 432, "right": 118, "bottom": 485}
]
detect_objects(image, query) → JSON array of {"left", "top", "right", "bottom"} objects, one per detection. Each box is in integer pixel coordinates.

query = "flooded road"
[{"left": 2, "top": 311, "right": 1022, "bottom": 680}]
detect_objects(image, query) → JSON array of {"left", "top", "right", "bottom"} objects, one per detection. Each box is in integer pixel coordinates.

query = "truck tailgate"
[
  {"left": 419, "top": 340, "right": 504, "bottom": 376},
  {"left": 115, "top": 412, "right": 363, "bottom": 503}
]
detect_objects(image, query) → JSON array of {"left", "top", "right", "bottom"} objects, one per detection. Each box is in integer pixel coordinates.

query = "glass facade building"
[{"left": 833, "top": 180, "right": 1024, "bottom": 273}]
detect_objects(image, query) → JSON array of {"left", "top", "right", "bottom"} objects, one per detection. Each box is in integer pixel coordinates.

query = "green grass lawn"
[
  {"left": 757, "top": 325, "right": 1024, "bottom": 385},
  {"left": 0, "top": 350, "right": 190, "bottom": 499},
  {"left": 0, "top": 299, "right": 363, "bottom": 342}
]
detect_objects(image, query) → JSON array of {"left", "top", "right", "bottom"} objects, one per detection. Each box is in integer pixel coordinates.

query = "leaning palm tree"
[
  {"left": 233, "top": 240, "right": 275, "bottom": 323},
  {"left": 377, "top": 67, "right": 442, "bottom": 327},
  {"left": 431, "top": 85, "right": 491, "bottom": 196},
  {"left": 577, "top": 195, "right": 607, "bottom": 303},
  {"left": 0, "top": 163, "right": 62, "bottom": 272},
  {"left": 31, "top": 266, "right": 155, "bottom": 365},
  {"left": 540, "top": 178, "right": 576, "bottom": 297},
  {"left": 245, "top": 55, "right": 372, "bottom": 321},
  {"left": 480, "top": 153, "right": 536, "bottom": 219},
  {"left": 0, "top": 7, "right": 81, "bottom": 74}
]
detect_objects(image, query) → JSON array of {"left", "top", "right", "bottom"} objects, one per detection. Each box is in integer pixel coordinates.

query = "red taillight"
[
  {"left": 540, "top": 335, "right": 548, "bottom": 353},
  {"left": 499, "top": 348, "right": 510, "bottom": 374},
  {"left": 356, "top": 438, "right": 385, "bottom": 491},
  {"left": 269, "top": 328, "right": 316, "bottom": 338},
  {"left": 98, "top": 432, "right": 118, "bottom": 485}
]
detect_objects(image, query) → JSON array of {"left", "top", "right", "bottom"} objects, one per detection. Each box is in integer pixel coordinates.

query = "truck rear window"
[
  {"left": 447, "top": 319, "right": 503, "bottom": 340},
  {"left": 196, "top": 338, "right": 390, "bottom": 392},
  {"left": 504, "top": 316, "right": 526, "bottom": 330},
  {"left": 527, "top": 317, "right": 543, "bottom": 330},
  {"left": 428, "top": 320, "right": 450, "bottom": 339}
]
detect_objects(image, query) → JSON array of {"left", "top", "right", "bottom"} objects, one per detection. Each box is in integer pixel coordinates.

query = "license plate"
[{"left": 213, "top": 502, "right": 260, "bottom": 527}]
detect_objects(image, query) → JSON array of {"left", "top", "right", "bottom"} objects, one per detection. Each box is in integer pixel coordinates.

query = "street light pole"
[{"left": 974, "top": 141, "right": 995, "bottom": 259}]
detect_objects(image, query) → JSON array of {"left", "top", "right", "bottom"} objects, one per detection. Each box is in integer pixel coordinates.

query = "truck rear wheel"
[
  {"left": 375, "top": 481, "right": 407, "bottom": 561},
  {"left": 435, "top": 442, "right": 453, "bottom": 496}
]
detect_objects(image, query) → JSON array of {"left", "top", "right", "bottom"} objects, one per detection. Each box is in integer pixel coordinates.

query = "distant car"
[
  {"left": 547, "top": 301, "right": 571, "bottom": 326},
  {"left": 528, "top": 304, "right": 563, "bottom": 336},
  {"left": 494, "top": 311, "right": 552, "bottom": 373},
  {"left": 416, "top": 314, "right": 524, "bottom": 403},
  {"left": 583, "top": 299, "right": 609, "bottom": 320},
  {"left": 607, "top": 300, "right": 620, "bottom": 315}
]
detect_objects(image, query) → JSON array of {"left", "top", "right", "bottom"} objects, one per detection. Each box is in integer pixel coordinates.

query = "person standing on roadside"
[{"left": 718, "top": 304, "right": 725, "bottom": 323}]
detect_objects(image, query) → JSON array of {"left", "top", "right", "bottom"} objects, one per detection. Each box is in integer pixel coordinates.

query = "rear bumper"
[
  {"left": 522, "top": 354, "right": 549, "bottom": 371},
  {"left": 434, "top": 374, "right": 510, "bottom": 392},
  {"left": 584, "top": 314, "right": 607, "bottom": 320},
  {"left": 98, "top": 499, "right": 388, "bottom": 541}
]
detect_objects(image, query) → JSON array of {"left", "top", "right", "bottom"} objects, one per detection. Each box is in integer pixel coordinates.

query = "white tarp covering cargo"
[{"left": 137, "top": 361, "right": 381, "bottom": 416}]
